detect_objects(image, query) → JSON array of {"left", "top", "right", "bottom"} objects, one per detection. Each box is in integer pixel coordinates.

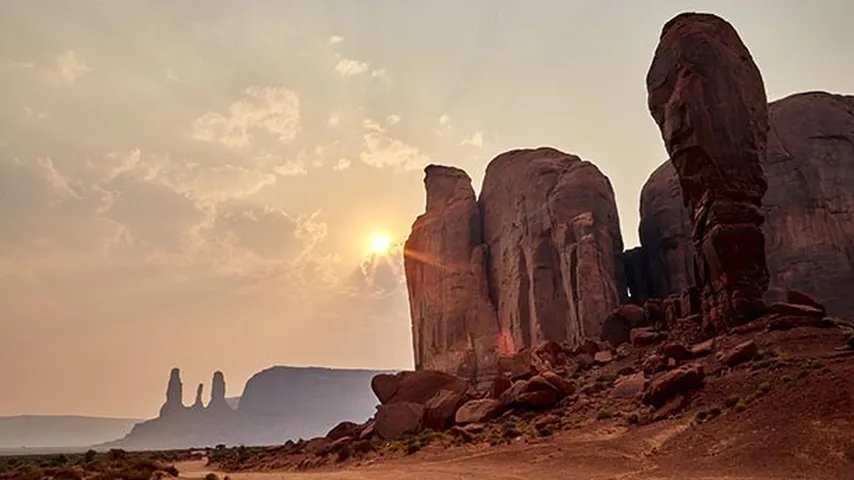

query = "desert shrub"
[
  {"left": 204, "top": 473, "right": 220, "bottom": 480},
  {"left": 724, "top": 395, "right": 740, "bottom": 408},
  {"left": 596, "top": 410, "right": 614, "bottom": 420},
  {"left": 84, "top": 450, "right": 98, "bottom": 463},
  {"left": 735, "top": 400, "right": 747, "bottom": 412}
]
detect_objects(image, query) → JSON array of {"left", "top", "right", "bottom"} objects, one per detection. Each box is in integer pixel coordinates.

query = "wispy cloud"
[
  {"left": 359, "top": 119, "right": 430, "bottom": 171},
  {"left": 461, "top": 130, "right": 485, "bottom": 149},
  {"left": 385, "top": 114, "right": 401, "bottom": 126},
  {"left": 327, "top": 35, "right": 344, "bottom": 45},
  {"left": 190, "top": 86, "right": 301, "bottom": 149},
  {"left": 334, "top": 56, "right": 369, "bottom": 77},
  {"left": 56, "top": 50, "right": 92, "bottom": 83}
]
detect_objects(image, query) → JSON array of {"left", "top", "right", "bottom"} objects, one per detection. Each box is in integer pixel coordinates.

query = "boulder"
[
  {"left": 594, "top": 351, "right": 614, "bottom": 365},
  {"left": 479, "top": 147, "right": 627, "bottom": 350},
  {"left": 601, "top": 304, "right": 648, "bottom": 346},
  {"left": 661, "top": 342, "right": 690, "bottom": 362},
  {"left": 326, "top": 421, "right": 362, "bottom": 441},
  {"left": 769, "top": 302, "right": 825, "bottom": 318},
  {"left": 455, "top": 399, "right": 505, "bottom": 425},
  {"left": 646, "top": 13, "right": 771, "bottom": 330},
  {"left": 423, "top": 389, "right": 464, "bottom": 431},
  {"left": 405, "top": 165, "right": 501, "bottom": 383},
  {"left": 689, "top": 338, "right": 716, "bottom": 358},
  {"left": 489, "top": 376, "right": 513, "bottom": 399},
  {"left": 374, "top": 402, "right": 425, "bottom": 440},
  {"left": 720, "top": 340, "right": 759, "bottom": 367},
  {"left": 631, "top": 328, "right": 664, "bottom": 347},
  {"left": 371, "top": 370, "right": 468, "bottom": 405},
  {"left": 611, "top": 373, "right": 646, "bottom": 399},
  {"left": 540, "top": 371, "right": 575, "bottom": 397},
  {"left": 642, "top": 364, "right": 705, "bottom": 407}
]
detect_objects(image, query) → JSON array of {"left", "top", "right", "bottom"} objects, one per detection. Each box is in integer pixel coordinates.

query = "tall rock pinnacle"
[
  {"left": 404, "top": 165, "right": 501, "bottom": 385},
  {"left": 646, "top": 13, "right": 770, "bottom": 333},
  {"left": 207, "top": 371, "right": 232, "bottom": 413},
  {"left": 191, "top": 383, "right": 204, "bottom": 409},
  {"left": 158, "top": 367, "right": 185, "bottom": 417}
]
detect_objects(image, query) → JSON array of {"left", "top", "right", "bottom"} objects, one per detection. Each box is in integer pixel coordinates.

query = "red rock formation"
[
  {"left": 479, "top": 147, "right": 626, "bottom": 349},
  {"left": 646, "top": 13, "right": 771, "bottom": 332},
  {"left": 763, "top": 92, "right": 854, "bottom": 315},
  {"left": 633, "top": 92, "right": 854, "bottom": 317},
  {"left": 404, "top": 165, "right": 501, "bottom": 384}
]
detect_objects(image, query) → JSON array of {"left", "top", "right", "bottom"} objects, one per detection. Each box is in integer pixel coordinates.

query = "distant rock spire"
[
  {"left": 207, "top": 371, "right": 232, "bottom": 413},
  {"left": 191, "top": 383, "right": 204, "bottom": 409},
  {"left": 159, "top": 368, "right": 185, "bottom": 417}
]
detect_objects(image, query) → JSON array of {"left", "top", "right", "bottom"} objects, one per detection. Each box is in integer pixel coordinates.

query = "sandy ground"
[{"left": 175, "top": 420, "right": 793, "bottom": 480}]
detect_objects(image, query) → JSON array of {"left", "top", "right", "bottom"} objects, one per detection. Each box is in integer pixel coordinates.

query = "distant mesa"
[{"left": 102, "top": 366, "right": 392, "bottom": 450}]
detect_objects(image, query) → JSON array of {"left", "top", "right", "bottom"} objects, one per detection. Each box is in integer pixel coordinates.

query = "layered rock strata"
[{"left": 645, "top": 13, "right": 771, "bottom": 333}]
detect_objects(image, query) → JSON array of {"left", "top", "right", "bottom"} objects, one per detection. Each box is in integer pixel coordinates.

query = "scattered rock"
[
  {"left": 652, "top": 393, "right": 694, "bottom": 421},
  {"left": 601, "top": 304, "right": 648, "bottom": 346},
  {"left": 690, "top": 338, "right": 716, "bottom": 358},
  {"left": 631, "top": 328, "right": 664, "bottom": 347},
  {"left": 455, "top": 399, "right": 504, "bottom": 425},
  {"left": 489, "top": 376, "right": 513, "bottom": 399},
  {"left": 423, "top": 389, "right": 464, "bottom": 430},
  {"left": 720, "top": 340, "right": 759, "bottom": 367},
  {"left": 374, "top": 402, "right": 425, "bottom": 440},
  {"left": 575, "top": 353, "right": 595, "bottom": 369},
  {"left": 611, "top": 373, "right": 646, "bottom": 399},
  {"left": 372, "top": 370, "right": 468, "bottom": 405},
  {"left": 642, "top": 364, "right": 705, "bottom": 407},
  {"left": 661, "top": 342, "right": 690, "bottom": 361},
  {"left": 785, "top": 289, "right": 827, "bottom": 315},
  {"left": 642, "top": 354, "right": 667, "bottom": 375},
  {"left": 514, "top": 390, "right": 560, "bottom": 408},
  {"left": 540, "top": 371, "right": 576, "bottom": 397},
  {"left": 769, "top": 302, "right": 825, "bottom": 318},
  {"left": 326, "top": 421, "right": 361, "bottom": 441},
  {"left": 594, "top": 350, "right": 614, "bottom": 365}
]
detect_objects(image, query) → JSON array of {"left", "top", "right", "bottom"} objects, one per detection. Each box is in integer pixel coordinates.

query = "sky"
[{"left": 1, "top": 0, "right": 852, "bottom": 419}]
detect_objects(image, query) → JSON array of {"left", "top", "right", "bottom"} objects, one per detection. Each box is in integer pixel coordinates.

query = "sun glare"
[{"left": 367, "top": 234, "right": 393, "bottom": 256}]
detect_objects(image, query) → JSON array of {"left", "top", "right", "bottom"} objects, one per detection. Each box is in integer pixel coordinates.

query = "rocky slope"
[
  {"left": 405, "top": 147, "right": 626, "bottom": 385},
  {"left": 629, "top": 91, "right": 854, "bottom": 317}
]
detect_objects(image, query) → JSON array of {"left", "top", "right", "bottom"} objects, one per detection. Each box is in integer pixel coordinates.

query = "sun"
[{"left": 367, "top": 233, "right": 393, "bottom": 256}]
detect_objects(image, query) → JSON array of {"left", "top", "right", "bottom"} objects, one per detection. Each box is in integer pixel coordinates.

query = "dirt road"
[{"left": 175, "top": 420, "right": 797, "bottom": 480}]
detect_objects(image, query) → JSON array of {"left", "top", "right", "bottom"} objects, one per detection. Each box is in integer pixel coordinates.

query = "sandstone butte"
[
  {"left": 405, "top": 13, "right": 854, "bottom": 385},
  {"left": 405, "top": 147, "right": 626, "bottom": 386}
]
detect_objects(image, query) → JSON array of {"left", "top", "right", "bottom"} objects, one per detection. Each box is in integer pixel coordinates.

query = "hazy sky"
[{"left": 1, "top": 0, "right": 851, "bottom": 418}]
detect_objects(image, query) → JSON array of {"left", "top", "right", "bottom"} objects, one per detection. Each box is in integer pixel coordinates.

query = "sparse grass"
[
  {"left": 735, "top": 399, "right": 748, "bottom": 412},
  {"left": 0, "top": 450, "right": 185, "bottom": 480},
  {"left": 725, "top": 395, "right": 740, "bottom": 408},
  {"left": 596, "top": 410, "right": 614, "bottom": 420}
]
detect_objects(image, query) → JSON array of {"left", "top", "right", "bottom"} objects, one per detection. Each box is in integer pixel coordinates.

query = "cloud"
[
  {"left": 190, "top": 86, "right": 301, "bottom": 149},
  {"left": 327, "top": 114, "right": 341, "bottom": 127},
  {"left": 437, "top": 114, "right": 453, "bottom": 137},
  {"left": 334, "top": 56, "right": 369, "bottom": 77},
  {"left": 385, "top": 114, "right": 401, "bottom": 126},
  {"left": 165, "top": 68, "right": 179, "bottom": 82},
  {"left": 327, "top": 35, "right": 344, "bottom": 45},
  {"left": 333, "top": 158, "right": 351, "bottom": 171},
  {"left": 0, "top": 61, "right": 35, "bottom": 70},
  {"left": 56, "top": 50, "right": 92, "bottom": 83},
  {"left": 359, "top": 119, "right": 430, "bottom": 171},
  {"left": 371, "top": 68, "right": 388, "bottom": 79},
  {"left": 461, "top": 130, "right": 485, "bottom": 149},
  {"left": 20, "top": 102, "right": 48, "bottom": 122}
]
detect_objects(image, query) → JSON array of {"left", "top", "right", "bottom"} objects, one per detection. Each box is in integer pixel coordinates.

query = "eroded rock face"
[
  {"left": 763, "top": 92, "right": 854, "bottom": 315},
  {"left": 404, "top": 165, "right": 501, "bottom": 384},
  {"left": 646, "top": 13, "right": 770, "bottom": 332},
  {"left": 479, "top": 147, "right": 626, "bottom": 350},
  {"left": 634, "top": 92, "right": 854, "bottom": 317}
]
